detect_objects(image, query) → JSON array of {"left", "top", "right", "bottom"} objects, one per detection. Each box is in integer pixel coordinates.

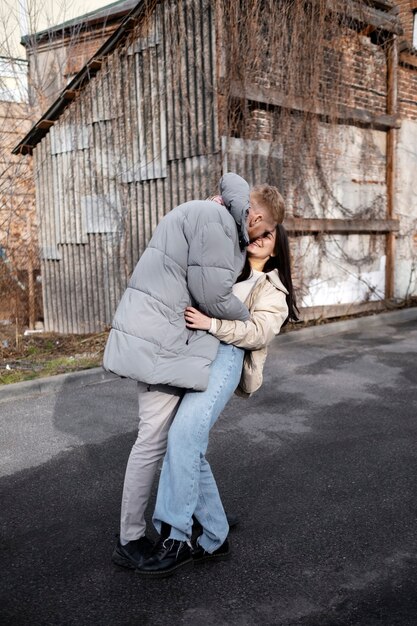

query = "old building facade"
[
  {"left": 13, "top": 0, "right": 417, "bottom": 333},
  {"left": 0, "top": 0, "right": 134, "bottom": 326}
]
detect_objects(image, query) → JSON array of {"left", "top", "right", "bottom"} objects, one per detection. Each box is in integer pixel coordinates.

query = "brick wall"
[
  {"left": 226, "top": 23, "right": 390, "bottom": 200},
  {"left": 254, "top": 30, "right": 388, "bottom": 114},
  {"left": 26, "top": 24, "right": 116, "bottom": 114},
  {"left": 63, "top": 30, "right": 113, "bottom": 78},
  {"left": 333, "top": 32, "right": 387, "bottom": 114},
  {"left": 399, "top": 65, "right": 417, "bottom": 118},
  {"left": 396, "top": 0, "right": 417, "bottom": 121},
  {"left": 396, "top": 0, "right": 416, "bottom": 43}
]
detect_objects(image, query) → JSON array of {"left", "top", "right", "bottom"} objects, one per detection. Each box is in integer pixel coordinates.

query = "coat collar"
[{"left": 260, "top": 269, "right": 289, "bottom": 295}]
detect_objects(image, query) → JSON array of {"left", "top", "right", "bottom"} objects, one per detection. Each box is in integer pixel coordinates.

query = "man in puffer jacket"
[{"left": 106, "top": 173, "right": 282, "bottom": 570}]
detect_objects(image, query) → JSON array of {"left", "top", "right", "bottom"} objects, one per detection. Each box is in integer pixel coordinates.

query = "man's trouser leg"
[
  {"left": 120, "top": 382, "right": 183, "bottom": 543},
  {"left": 152, "top": 344, "right": 245, "bottom": 552}
]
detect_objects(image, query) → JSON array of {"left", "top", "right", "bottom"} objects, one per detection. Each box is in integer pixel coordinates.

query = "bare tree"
[{"left": 0, "top": 0, "right": 121, "bottom": 332}]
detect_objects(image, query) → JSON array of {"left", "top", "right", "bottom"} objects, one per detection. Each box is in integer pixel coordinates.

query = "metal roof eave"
[{"left": 20, "top": 0, "right": 138, "bottom": 48}]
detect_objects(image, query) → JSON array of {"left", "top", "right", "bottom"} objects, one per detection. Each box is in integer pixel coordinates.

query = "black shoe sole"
[
  {"left": 193, "top": 550, "right": 231, "bottom": 565},
  {"left": 135, "top": 556, "right": 193, "bottom": 578},
  {"left": 112, "top": 549, "right": 139, "bottom": 570}
]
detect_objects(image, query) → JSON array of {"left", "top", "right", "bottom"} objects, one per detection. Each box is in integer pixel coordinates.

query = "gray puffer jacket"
[{"left": 103, "top": 173, "right": 250, "bottom": 391}]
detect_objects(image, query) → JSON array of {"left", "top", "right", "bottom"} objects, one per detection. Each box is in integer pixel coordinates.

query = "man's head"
[{"left": 246, "top": 184, "right": 285, "bottom": 242}]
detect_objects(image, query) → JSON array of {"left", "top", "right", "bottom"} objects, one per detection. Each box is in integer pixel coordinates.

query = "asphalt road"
[{"left": 1, "top": 309, "right": 417, "bottom": 626}]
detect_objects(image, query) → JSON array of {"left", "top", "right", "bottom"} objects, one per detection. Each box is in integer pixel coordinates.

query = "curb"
[
  {"left": 275, "top": 306, "right": 417, "bottom": 346},
  {"left": 0, "top": 367, "right": 118, "bottom": 404},
  {"left": 1, "top": 307, "right": 416, "bottom": 403}
]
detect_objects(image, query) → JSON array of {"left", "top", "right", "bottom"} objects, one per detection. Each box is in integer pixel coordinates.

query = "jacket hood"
[{"left": 219, "top": 173, "right": 250, "bottom": 249}]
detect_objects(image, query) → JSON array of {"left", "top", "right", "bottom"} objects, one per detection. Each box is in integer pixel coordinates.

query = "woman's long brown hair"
[{"left": 237, "top": 224, "right": 299, "bottom": 326}]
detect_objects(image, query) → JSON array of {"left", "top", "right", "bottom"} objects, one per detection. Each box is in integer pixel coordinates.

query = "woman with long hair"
[
  {"left": 137, "top": 221, "right": 299, "bottom": 578},
  {"left": 187, "top": 223, "right": 299, "bottom": 396}
]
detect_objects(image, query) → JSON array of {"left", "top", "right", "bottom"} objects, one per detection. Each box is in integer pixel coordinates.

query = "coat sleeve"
[
  {"left": 187, "top": 221, "right": 250, "bottom": 322},
  {"left": 209, "top": 287, "right": 288, "bottom": 350}
]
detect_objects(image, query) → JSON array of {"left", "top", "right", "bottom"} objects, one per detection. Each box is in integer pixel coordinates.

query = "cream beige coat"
[{"left": 209, "top": 270, "right": 289, "bottom": 396}]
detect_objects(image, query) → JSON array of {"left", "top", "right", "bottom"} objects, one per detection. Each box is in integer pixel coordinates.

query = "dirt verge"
[{"left": 0, "top": 327, "right": 108, "bottom": 384}]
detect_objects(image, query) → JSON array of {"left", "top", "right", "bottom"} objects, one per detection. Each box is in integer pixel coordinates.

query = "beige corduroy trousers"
[{"left": 120, "top": 381, "right": 184, "bottom": 542}]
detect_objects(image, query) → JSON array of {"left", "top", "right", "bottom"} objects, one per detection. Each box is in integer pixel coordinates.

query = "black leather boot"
[
  {"left": 192, "top": 537, "right": 231, "bottom": 564},
  {"left": 136, "top": 537, "right": 193, "bottom": 578},
  {"left": 112, "top": 536, "right": 154, "bottom": 569}
]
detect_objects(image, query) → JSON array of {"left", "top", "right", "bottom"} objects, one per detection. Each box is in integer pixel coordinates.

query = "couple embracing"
[{"left": 103, "top": 173, "right": 298, "bottom": 578}]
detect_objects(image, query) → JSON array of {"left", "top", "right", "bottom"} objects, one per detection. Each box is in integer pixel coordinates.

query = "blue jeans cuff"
[{"left": 169, "top": 527, "right": 189, "bottom": 542}]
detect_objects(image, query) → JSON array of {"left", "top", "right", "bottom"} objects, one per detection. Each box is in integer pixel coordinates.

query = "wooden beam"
[
  {"left": 87, "top": 59, "right": 103, "bottom": 70},
  {"left": 36, "top": 120, "right": 54, "bottom": 129},
  {"left": 370, "top": 113, "right": 401, "bottom": 129},
  {"left": 284, "top": 218, "right": 399, "bottom": 234},
  {"left": 329, "top": 0, "right": 403, "bottom": 35},
  {"left": 15, "top": 144, "right": 33, "bottom": 155},
  {"left": 399, "top": 51, "right": 417, "bottom": 69},
  {"left": 363, "top": 0, "right": 398, "bottom": 14},
  {"left": 299, "top": 300, "right": 387, "bottom": 322},
  {"left": 63, "top": 90, "right": 78, "bottom": 100},
  {"left": 229, "top": 82, "right": 401, "bottom": 131}
]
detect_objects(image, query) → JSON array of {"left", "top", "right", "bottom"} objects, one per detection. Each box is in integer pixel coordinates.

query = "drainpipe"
[{"left": 385, "top": 33, "right": 398, "bottom": 301}]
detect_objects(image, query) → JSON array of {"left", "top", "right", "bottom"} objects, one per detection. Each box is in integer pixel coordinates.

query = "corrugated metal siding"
[
  {"left": 33, "top": 0, "right": 220, "bottom": 333},
  {"left": 221, "top": 136, "right": 283, "bottom": 188},
  {"left": 165, "top": 0, "right": 218, "bottom": 160}
]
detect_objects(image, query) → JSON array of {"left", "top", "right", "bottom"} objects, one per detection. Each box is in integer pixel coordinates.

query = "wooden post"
[
  {"left": 27, "top": 217, "right": 35, "bottom": 330},
  {"left": 385, "top": 34, "right": 398, "bottom": 301},
  {"left": 14, "top": 298, "right": 19, "bottom": 348},
  {"left": 27, "top": 258, "right": 35, "bottom": 330}
]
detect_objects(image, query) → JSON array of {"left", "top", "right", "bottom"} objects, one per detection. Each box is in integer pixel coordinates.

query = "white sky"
[{"left": 1, "top": 0, "right": 114, "bottom": 58}]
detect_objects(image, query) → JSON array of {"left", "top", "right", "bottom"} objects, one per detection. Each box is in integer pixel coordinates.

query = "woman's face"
[{"left": 246, "top": 230, "right": 276, "bottom": 261}]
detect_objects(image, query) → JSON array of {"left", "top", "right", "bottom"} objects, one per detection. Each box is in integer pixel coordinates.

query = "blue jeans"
[{"left": 153, "top": 343, "right": 245, "bottom": 552}]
